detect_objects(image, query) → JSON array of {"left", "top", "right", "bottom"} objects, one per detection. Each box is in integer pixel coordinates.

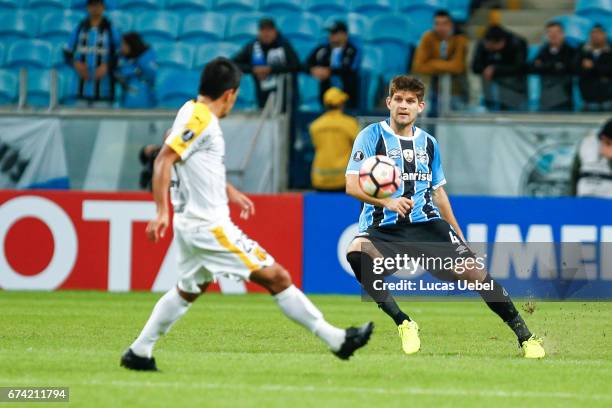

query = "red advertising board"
[{"left": 0, "top": 191, "right": 303, "bottom": 293}]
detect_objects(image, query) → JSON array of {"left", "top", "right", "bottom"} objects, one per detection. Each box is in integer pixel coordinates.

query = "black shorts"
[{"left": 358, "top": 219, "right": 477, "bottom": 281}]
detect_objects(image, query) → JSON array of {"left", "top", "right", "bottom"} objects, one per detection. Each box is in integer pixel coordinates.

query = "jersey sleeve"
[
  {"left": 431, "top": 136, "right": 446, "bottom": 189},
  {"left": 346, "top": 125, "right": 377, "bottom": 175},
  {"left": 164, "top": 102, "right": 212, "bottom": 161}
]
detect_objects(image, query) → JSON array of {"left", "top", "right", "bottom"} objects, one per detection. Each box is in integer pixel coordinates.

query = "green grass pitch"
[{"left": 0, "top": 291, "right": 610, "bottom": 407}]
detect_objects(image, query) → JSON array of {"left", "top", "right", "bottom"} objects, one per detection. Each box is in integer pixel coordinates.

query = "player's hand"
[
  {"left": 582, "top": 59, "right": 594, "bottom": 69},
  {"left": 73, "top": 61, "right": 89, "bottom": 80},
  {"left": 483, "top": 65, "right": 495, "bottom": 81},
  {"left": 383, "top": 197, "right": 413, "bottom": 218},
  {"left": 253, "top": 65, "right": 271, "bottom": 80},
  {"left": 146, "top": 213, "right": 169, "bottom": 243},
  {"left": 95, "top": 63, "right": 108, "bottom": 80},
  {"left": 228, "top": 188, "right": 255, "bottom": 220}
]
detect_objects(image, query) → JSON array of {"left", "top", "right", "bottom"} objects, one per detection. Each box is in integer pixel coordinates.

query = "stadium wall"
[{"left": 1, "top": 191, "right": 611, "bottom": 299}]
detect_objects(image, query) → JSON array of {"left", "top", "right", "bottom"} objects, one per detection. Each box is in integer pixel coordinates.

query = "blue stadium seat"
[
  {"left": 293, "top": 38, "right": 318, "bottom": 62},
  {"left": 194, "top": 42, "right": 240, "bottom": 69},
  {"left": 306, "top": 0, "right": 348, "bottom": 19},
  {"left": 215, "top": 0, "right": 257, "bottom": 13},
  {"left": 156, "top": 43, "right": 195, "bottom": 70},
  {"left": 576, "top": 0, "right": 612, "bottom": 14},
  {"left": 0, "top": 43, "right": 5, "bottom": 66},
  {"left": 70, "top": 0, "right": 117, "bottom": 10},
  {"left": 227, "top": 12, "right": 263, "bottom": 44},
  {"left": 352, "top": 0, "right": 394, "bottom": 16},
  {"left": 278, "top": 13, "right": 321, "bottom": 42},
  {"left": 260, "top": 0, "right": 303, "bottom": 14},
  {"left": 106, "top": 10, "right": 133, "bottom": 32},
  {"left": 235, "top": 74, "right": 256, "bottom": 110},
  {"left": 298, "top": 73, "right": 321, "bottom": 111},
  {"left": 0, "top": 69, "right": 17, "bottom": 105},
  {"left": 39, "top": 11, "right": 83, "bottom": 44},
  {"left": 27, "top": 0, "right": 65, "bottom": 11},
  {"left": 117, "top": 0, "right": 160, "bottom": 12},
  {"left": 135, "top": 11, "right": 179, "bottom": 44},
  {"left": 27, "top": 68, "right": 51, "bottom": 107},
  {"left": 550, "top": 15, "right": 593, "bottom": 48},
  {"left": 156, "top": 68, "right": 199, "bottom": 109},
  {"left": 57, "top": 67, "right": 79, "bottom": 105},
  {"left": 360, "top": 45, "right": 384, "bottom": 110},
  {"left": 398, "top": 0, "right": 444, "bottom": 13},
  {"left": 179, "top": 12, "right": 227, "bottom": 44},
  {"left": 6, "top": 40, "right": 53, "bottom": 69},
  {"left": 576, "top": 0, "right": 612, "bottom": 26},
  {"left": 51, "top": 43, "right": 68, "bottom": 68},
  {"left": 448, "top": 0, "right": 471, "bottom": 22},
  {"left": 0, "top": 12, "right": 38, "bottom": 42},
  {"left": 346, "top": 12, "right": 370, "bottom": 43},
  {"left": 368, "top": 15, "right": 414, "bottom": 73},
  {"left": 0, "top": 0, "right": 21, "bottom": 12},
  {"left": 527, "top": 75, "right": 541, "bottom": 112},
  {"left": 165, "top": 0, "right": 212, "bottom": 13}
]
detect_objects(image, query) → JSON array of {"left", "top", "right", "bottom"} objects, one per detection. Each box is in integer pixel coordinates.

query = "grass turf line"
[{"left": 0, "top": 291, "right": 610, "bottom": 408}]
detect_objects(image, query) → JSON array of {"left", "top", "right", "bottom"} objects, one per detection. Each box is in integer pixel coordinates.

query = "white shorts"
[{"left": 173, "top": 215, "right": 275, "bottom": 294}]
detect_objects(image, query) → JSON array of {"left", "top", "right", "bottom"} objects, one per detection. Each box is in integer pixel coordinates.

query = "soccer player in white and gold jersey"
[{"left": 121, "top": 58, "right": 373, "bottom": 371}]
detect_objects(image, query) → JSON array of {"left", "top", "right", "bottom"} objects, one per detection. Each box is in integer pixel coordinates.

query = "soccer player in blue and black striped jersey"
[{"left": 344, "top": 76, "right": 545, "bottom": 358}]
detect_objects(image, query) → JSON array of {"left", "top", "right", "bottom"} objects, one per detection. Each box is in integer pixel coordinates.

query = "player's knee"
[
  {"left": 347, "top": 237, "right": 371, "bottom": 254},
  {"left": 177, "top": 287, "right": 200, "bottom": 303},
  {"left": 457, "top": 265, "right": 487, "bottom": 283},
  {"left": 251, "top": 263, "right": 292, "bottom": 294},
  {"left": 270, "top": 265, "right": 292, "bottom": 290}
]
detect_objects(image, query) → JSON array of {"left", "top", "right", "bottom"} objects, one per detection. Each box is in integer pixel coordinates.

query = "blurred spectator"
[
  {"left": 575, "top": 25, "right": 612, "bottom": 112},
  {"left": 307, "top": 21, "right": 361, "bottom": 109},
  {"left": 116, "top": 32, "right": 157, "bottom": 109},
  {"left": 570, "top": 119, "right": 612, "bottom": 198},
  {"left": 472, "top": 25, "right": 528, "bottom": 111},
  {"left": 233, "top": 18, "right": 300, "bottom": 109},
  {"left": 412, "top": 10, "right": 468, "bottom": 114},
  {"left": 529, "top": 22, "right": 576, "bottom": 111},
  {"left": 139, "top": 144, "right": 162, "bottom": 191},
  {"left": 309, "top": 88, "right": 359, "bottom": 192},
  {"left": 64, "top": 0, "right": 121, "bottom": 107}
]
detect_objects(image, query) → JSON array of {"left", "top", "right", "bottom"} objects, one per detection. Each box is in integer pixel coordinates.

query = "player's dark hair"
[
  {"left": 388, "top": 75, "right": 425, "bottom": 102},
  {"left": 198, "top": 57, "right": 242, "bottom": 100},
  {"left": 122, "top": 32, "right": 148, "bottom": 59},
  {"left": 545, "top": 21, "right": 563, "bottom": 30},
  {"left": 434, "top": 10, "right": 451, "bottom": 20}
]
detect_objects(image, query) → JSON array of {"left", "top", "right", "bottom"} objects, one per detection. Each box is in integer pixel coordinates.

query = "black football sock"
[
  {"left": 477, "top": 275, "right": 532, "bottom": 343},
  {"left": 347, "top": 251, "right": 411, "bottom": 326}
]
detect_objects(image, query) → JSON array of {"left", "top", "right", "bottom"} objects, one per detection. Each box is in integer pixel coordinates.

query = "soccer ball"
[{"left": 359, "top": 155, "right": 401, "bottom": 198}]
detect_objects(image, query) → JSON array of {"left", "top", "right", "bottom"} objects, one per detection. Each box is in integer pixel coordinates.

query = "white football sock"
[
  {"left": 130, "top": 287, "right": 191, "bottom": 358},
  {"left": 274, "top": 285, "right": 346, "bottom": 352}
]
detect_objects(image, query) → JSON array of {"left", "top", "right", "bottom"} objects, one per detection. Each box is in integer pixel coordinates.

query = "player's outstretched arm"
[
  {"left": 346, "top": 174, "right": 413, "bottom": 218},
  {"left": 146, "top": 145, "right": 180, "bottom": 242},
  {"left": 432, "top": 186, "right": 465, "bottom": 241}
]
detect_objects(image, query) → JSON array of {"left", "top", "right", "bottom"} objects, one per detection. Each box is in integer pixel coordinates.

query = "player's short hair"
[
  {"left": 545, "top": 21, "right": 563, "bottom": 30},
  {"left": 198, "top": 57, "right": 242, "bottom": 100},
  {"left": 388, "top": 75, "right": 425, "bottom": 101},
  {"left": 434, "top": 10, "right": 451, "bottom": 20}
]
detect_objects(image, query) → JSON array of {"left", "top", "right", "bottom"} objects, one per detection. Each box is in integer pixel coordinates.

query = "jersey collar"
[{"left": 381, "top": 119, "right": 420, "bottom": 141}]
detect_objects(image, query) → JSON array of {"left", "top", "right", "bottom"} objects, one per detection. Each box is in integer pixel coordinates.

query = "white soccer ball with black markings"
[{"left": 359, "top": 155, "right": 401, "bottom": 198}]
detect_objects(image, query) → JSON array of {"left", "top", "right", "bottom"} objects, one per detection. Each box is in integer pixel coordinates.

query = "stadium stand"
[
  {"left": 6, "top": 39, "right": 52, "bottom": 69},
  {"left": 260, "top": 0, "right": 302, "bottom": 15},
  {"left": 352, "top": 0, "right": 394, "bottom": 16},
  {"left": 0, "top": 12, "right": 37, "bottom": 43},
  {"left": 298, "top": 73, "right": 321, "bottom": 111},
  {"left": 39, "top": 11, "right": 83, "bottom": 44},
  {"left": 165, "top": 0, "right": 211, "bottom": 13},
  {"left": 306, "top": 0, "right": 348, "bottom": 19},
  {"left": 26, "top": 68, "right": 50, "bottom": 107},
  {"left": 156, "top": 42, "right": 195, "bottom": 70},
  {"left": 0, "top": 69, "right": 18, "bottom": 105},
  {"left": 179, "top": 12, "right": 227, "bottom": 43},
  {"left": 194, "top": 41, "right": 240, "bottom": 69},
  {"left": 117, "top": 0, "right": 161, "bottom": 12},
  {"left": 27, "top": 0, "right": 65, "bottom": 12},
  {"left": 0, "top": 0, "right": 21, "bottom": 11},
  {"left": 550, "top": 15, "right": 593, "bottom": 47},
  {"left": 227, "top": 12, "right": 264, "bottom": 44},
  {"left": 235, "top": 74, "right": 256, "bottom": 110},
  {"left": 106, "top": 10, "right": 133, "bottom": 32},
  {"left": 135, "top": 11, "right": 180, "bottom": 44},
  {"left": 215, "top": 0, "right": 257, "bottom": 13}
]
